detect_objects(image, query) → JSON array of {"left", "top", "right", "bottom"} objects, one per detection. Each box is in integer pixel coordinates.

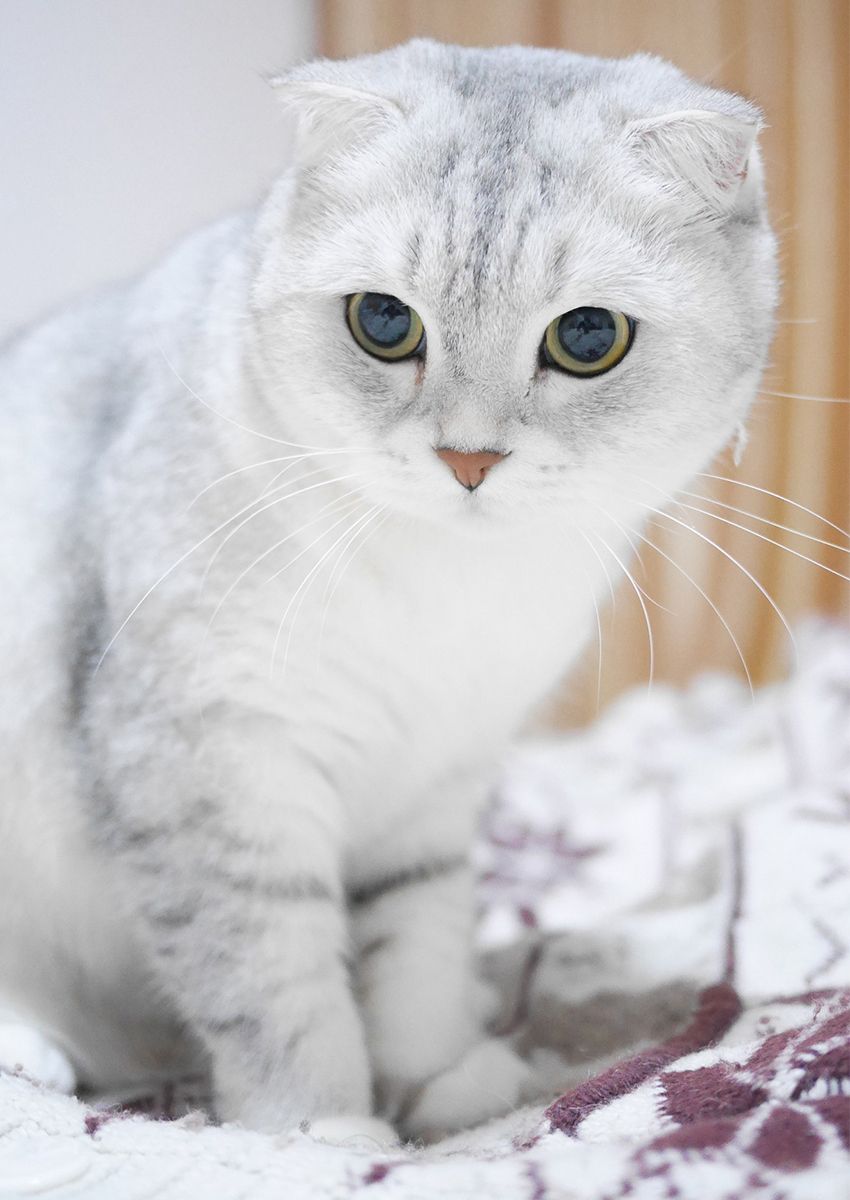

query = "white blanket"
[{"left": 1, "top": 621, "right": 848, "bottom": 1198}]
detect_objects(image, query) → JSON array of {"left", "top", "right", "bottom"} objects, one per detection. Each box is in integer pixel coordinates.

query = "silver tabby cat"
[{"left": 0, "top": 41, "right": 776, "bottom": 1143}]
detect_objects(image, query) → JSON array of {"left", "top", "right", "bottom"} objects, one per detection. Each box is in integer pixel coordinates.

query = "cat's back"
[
  {"left": 0, "top": 220, "right": 250, "bottom": 1082},
  {"left": 0, "top": 213, "right": 249, "bottom": 689},
  {"left": 0, "top": 290, "right": 137, "bottom": 1061},
  {"left": 0, "top": 291, "right": 131, "bottom": 703}
]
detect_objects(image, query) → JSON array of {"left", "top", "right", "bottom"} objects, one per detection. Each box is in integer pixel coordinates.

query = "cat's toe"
[
  {"left": 305, "top": 1114, "right": 399, "bottom": 1150},
  {"left": 400, "top": 1039, "right": 531, "bottom": 1144},
  {"left": 0, "top": 1023, "right": 77, "bottom": 1093}
]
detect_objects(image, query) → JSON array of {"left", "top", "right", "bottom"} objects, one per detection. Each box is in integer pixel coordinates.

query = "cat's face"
[{"left": 254, "top": 42, "right": 777, "bottom": 533}]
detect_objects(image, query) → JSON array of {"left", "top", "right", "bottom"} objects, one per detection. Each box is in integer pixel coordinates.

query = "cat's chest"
[
  {"left": 195, "top": 516, "right": 599, "bottom": 850},
  {"left": 202, "top": 515, "right": 599, "bottom": 811},
  {"left": 311, "top": 529, "right": 593, "bottom": 854},
  {"left": 298, "top": 525, "right": 592, "bottom": 761}
]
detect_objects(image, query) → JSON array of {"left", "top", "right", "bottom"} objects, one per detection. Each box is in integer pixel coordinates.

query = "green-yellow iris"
[
  {"left": 347, "top": 292, "right": 425, "bottom": 361},
  {"left": 542, "top": 307, "right": 634, "bottom": 377}
]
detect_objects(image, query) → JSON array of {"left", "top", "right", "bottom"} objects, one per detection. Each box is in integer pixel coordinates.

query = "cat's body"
[{"left": 0, "top": 41, "right": 776, "bottom": 1140}]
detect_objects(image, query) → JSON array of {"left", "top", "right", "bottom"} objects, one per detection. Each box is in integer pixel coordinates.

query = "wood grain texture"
[{"left": 319, "top": 0, "right": 850, "bottom": 723}]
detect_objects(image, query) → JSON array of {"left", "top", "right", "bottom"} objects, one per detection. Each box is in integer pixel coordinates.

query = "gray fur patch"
[
  {"left": 350, "top": 855, "right": 467, "bottom": 907},
  {"left": 197, "top": 1013, "right": 263, "bottom": 1039},
  {"left": 198, "top": 865, "right": 337, "bottom": 905}
]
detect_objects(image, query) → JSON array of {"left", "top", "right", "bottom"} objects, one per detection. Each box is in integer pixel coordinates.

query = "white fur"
[
  {"left": 305, "top": 1115, "right": 398, "bottom": 1150},
  {"left": 0, "top": 1023, "right": 76, "bottom": 1094},
  {"left": 0, "top": 41, "right": 777, "bottom": 1138}
]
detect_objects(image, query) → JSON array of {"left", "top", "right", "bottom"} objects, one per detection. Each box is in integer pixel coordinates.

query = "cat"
[{"left": 0, "top": 39, "right": 777, "bottom": 1144}]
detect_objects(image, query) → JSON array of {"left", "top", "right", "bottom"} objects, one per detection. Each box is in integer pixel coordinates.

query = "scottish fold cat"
[{"left": 0, "top": 40, "right": 776, "bottom": 1143}]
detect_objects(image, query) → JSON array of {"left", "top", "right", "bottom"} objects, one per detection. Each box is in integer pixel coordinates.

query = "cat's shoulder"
[{"left": 0, "top": 210, "right": 253, "bottom": 382}]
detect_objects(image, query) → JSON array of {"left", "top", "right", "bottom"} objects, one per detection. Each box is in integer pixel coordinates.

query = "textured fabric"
[{"left": 1, "top": 622, "right": 848, "bottom": 1198}]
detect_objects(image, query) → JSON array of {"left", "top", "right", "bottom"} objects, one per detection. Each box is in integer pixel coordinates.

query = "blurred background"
[
  {"left": 0, "top": 0, "right": 315, "bottom": 334},
  {"left": 2, "top": 0, "right": 847, "bottom": 725}
]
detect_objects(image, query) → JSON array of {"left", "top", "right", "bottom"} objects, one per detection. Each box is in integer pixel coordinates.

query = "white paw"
[
  {"left": 0, "top": 1023, "right": 76, "bottom": 1093},
  {"left": 402, "top": 1039, "right": 531, "bottom": 1143},
  {"left": 306, "top": 1114, "right": 399, "bottom": 1151}
]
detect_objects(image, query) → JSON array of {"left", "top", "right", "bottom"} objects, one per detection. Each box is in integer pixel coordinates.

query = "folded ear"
[
  {"left": 271, "top": 76, "right": 402, "bottom": 168},
  {"left": 625, "top": 109, "right": 760, "bottom": 214}
]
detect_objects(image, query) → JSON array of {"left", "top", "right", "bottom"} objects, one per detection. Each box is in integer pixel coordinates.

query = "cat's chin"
[
  {"left": 378, "top": 492, "right": 546, "bottom": 539},
  {"left": 356, "top": 473, "right": 549, "bottom": 529}
]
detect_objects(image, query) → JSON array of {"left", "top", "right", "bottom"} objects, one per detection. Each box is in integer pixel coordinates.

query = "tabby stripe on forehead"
[{"left": 350, "top": 855, "right": 467, "bottom": 907}]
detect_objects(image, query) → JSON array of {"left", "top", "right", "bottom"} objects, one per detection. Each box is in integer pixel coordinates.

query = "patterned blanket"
[{"left": 1, "top": 622, "right": 848, "bottom": 1198}]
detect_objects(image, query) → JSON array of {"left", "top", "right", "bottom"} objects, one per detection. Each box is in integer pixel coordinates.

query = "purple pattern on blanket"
[
  {"left": 546, "top": 984, "right": 743, "bottom": 1135},
  {"left": 628, "top": 992, "right": 850, "bottom": 1184}
]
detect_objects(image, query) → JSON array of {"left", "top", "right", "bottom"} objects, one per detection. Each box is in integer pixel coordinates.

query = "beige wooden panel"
[{"left": 319, "top": 0, "right": 850, "bottom": 724}]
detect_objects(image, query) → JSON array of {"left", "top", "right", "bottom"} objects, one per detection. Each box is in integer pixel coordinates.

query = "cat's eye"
[
  {"left": 346, "top": 292, "right": 425, "bottom": 361},
  {"left": 542, "top": 307, "right": 635, "bottom": 377}
]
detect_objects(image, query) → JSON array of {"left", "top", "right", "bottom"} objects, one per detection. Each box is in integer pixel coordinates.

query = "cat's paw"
[
  {"left": 305, "top": 1115, "right": 399, "bottom": 1151},
  {"left": 0, "top": 1022, "right": 76, "bottom": 1093},
  {"left": 400, "top": 1038, "right": 531, "bottom": 1143}
]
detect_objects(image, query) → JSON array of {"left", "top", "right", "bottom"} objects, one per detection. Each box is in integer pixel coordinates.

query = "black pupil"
[
  {"left": 557, "top": 307, "right": 617, "bottom": 363},
  {"left": 358, "top": 293, "right": 411, "bottom": 348}
]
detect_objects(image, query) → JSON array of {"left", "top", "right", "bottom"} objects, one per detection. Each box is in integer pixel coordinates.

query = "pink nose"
[{"left": 435, "top": 448, "right": 506, "bottom": 491}]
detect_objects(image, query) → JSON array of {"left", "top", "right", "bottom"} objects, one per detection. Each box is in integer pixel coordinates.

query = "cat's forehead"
[
  {"left": 400, "top": 113, "right": 615, "bottom": 293},
  {"left": 313, "top": 110, "right": 654, "bottom": 333},
  {"left": 399, "top": 163, "right": 567, "bottom": 336},
  {"left": 281, "top": 40, "right": 762, "bottom": 333}
]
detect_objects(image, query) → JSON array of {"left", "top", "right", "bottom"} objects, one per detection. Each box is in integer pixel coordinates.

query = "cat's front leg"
[
  {"left": 109, "top": 711, "right": 376, "bottom": 1136},
  {"left": 352, "top": 857, "right": 530, "bottom": 1141}
]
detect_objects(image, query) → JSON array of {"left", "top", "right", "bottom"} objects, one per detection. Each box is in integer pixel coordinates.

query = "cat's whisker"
[
  {"left": 198, "top": 461, "right": 328, "bottom": 594},
  {"left": 652, "top": 506, "right": 797, "bottom": 662},
  {"left": 591, "top": 589, "right": 604, "bottom": 716},
  {"left": 631, "top": 524, "right": 755, "bottom": 701},
  {"left": 700, "top": 37, "right": 751, "bottom": 86},
  {"left": 759, "top": 388, "right": 850, "bottom": 404},
  {"left": 202, "top": 493, "right": 366, "bottom": 638},
  {"left": 275, "top": 508, "right": 383, "bottom": 705},
  {"left": 262, "top": 496, "right": 373, "bottom": 592},
  {"left": 675, "top": 500, "right": 850, "bottom": 585},
  {"left": 199, "top": 470, "right": 365, "bottom": 594},
  {"left": 188, "top": 455, "right": 301, "bottom": 511},
  {"left": 580, "top": 527, "right": 618, "bottom": 612},
  {"left": 322, "top": 507, "right": 388, "bottom": 610},
  {"left": 255, "top": 447, "right": 368, "bottom": 502},
  {"left": 696, "top": 472, "right": 850, "bottom": 542},
  {"left": 595, "top": 507, "right": 674, "bottom": 615},
  {"left": 187, "top": 447, "right": 363, "bottom": 510},
  {"left": 95, "top": 471, "right": 350, "bottom": 672},
  {"left": 257, "top": 457, "right": 308, "bottom": 498},
  {"left": 270, "top": 506, "right": 382, "bottom": 683},
  {"left": 155, "top": 334, "right": 368, "bottom": 449},
  {"left": 316, "top": 507, "right": 390, "bottom": 663},
  {"left": 629, "top": 470, "right": 801, "bottom": 657},
  {"left": 193, "top": 492, "right": 368, "bottom": 694},
  {"left": 680, "top": 489, "right": 850, "bottom": 555},
  {"left": 97, "top": 464, "right": 366, "bottom": 671},
  {"left": 577, "top": 533, "right": 605, "bottom": 715},
  {"left": 253, "top": 455, "right": 340, "bottom": 507},
  {"left": 626, "top": 473, "right": 800, "bottom": 660},
  {"left": 609, "top": 512, "right": 646, "bottom": 571},
  {"left": 589, "top": 530, "right": 656, "bottom": 693}
]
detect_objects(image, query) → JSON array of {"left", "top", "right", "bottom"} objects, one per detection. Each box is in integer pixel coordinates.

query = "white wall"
[{"left": 0, "top": 0, "right": 316, "bottom": 338}]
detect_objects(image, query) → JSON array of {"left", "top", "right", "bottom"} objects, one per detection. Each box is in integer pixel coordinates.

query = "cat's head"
[{"left": 252, "top": 41, "right": 777, "bottom": 531}]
